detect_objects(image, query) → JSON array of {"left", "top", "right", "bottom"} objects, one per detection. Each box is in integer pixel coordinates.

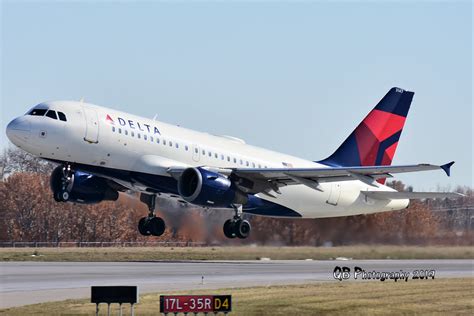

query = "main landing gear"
[
  {"left": 53, "top": 163, "right": 73, "bottom": 202},
  {"left": 138, "top": 193, "right": 166, "bottom": 237},
  {"left": 223, "top": 204, "right": 251, "bottom": 239}
]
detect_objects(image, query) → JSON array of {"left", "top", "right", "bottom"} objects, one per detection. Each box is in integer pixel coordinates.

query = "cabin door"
[{"left": 83, "top": 107, "right": 99, "bottom": 143}]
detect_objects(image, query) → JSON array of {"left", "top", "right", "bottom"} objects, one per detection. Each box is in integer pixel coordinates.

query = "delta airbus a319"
[{"left": 6, "top": 88, "right": 461, "bottom": 239}]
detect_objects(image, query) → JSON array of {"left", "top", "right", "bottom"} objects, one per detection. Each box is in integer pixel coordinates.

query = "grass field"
[
  {"left": 1, "top": 278, "right": 472, "bottom": 315},
  {"left": 1, "top": 245, "right": 473, "bottom": 261}
]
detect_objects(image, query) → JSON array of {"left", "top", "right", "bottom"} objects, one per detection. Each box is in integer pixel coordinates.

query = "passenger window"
[
  {"left": 233, "top": 158, "right": 237, "bottom": 163},
  {"left": 227, "top": 156, "right": 230, "bottom": 162},
  {"left": 112, "top": 126, "right": 116, "bottom": 132},
  {"left": 185, "top": 145, "right": 189, "bottom": 151},
  {"left": 131, "top": 131, "right": 134, "bottom": 137},
  {"left": 124, "top": 130, "right": 128, "bottom": 136},
  {"left": 137, "top": 133, "right": 141, "bottom": 139},
  {"left": 150, "top": 136, "right": 153, "bottom": 142},
  {"left": 29, "top": 109, "right": 47, "bottom": 116},
  {"left": 156, "top": 138, "right": 160, "bottom": 144},
  {"left": 58, "top": 112, "right": 67, "bottom": 121},
  {"left": 118, "top": 128, "right": 122, "bottom": 134},
  {"left": 252, "top": 162, "right": 255, "bottom": 168},
  {"left": 163, "top": 140, "right": 166, "bottom": 145},
  {"left": 45, "top": 110, "right": 57, "bottom": 120},
  {"left": 169, "top": 141, "right": 173, "bottom": 147},
  {"left": 221, "top": 154, "right": 224, "bottom": 160},
  {"left": 214, "top": 153, "right": 218, "bottom": 158},
  {"left": 246, "top": 161, "right": 249, "bottom": 166},
  {"left": 202, "top": 150, "right": 205, "bottom": 155},
  {"left": 240, "top": 159, "right": 243, "bottom": 165},
  {"left": 258, "top": 164, "right": 261, "bottom": 168},
  {"left": 144, "top": 135, "right": 147, "bottom": 140},
  {"left": 195, "top": 148, "right": 198, "bottom": 153},
  {"left": 176, "top": 143, "right": 179, "bottom": 148},
  {"left": 208, "top": 152, "right": 212, "bottom": 157}
]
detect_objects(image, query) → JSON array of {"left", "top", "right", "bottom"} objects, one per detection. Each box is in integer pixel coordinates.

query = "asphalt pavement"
[{"left": 1, "top": 259, "right": 472, "bottom": 308}]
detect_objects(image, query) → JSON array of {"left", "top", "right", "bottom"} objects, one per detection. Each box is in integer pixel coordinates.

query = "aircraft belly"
[{"left": 260, "top": 182, "right": 398, "bottom": 219}]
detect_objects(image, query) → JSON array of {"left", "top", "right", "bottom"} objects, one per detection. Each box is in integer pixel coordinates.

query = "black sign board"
[{"left": 91, "top": 286, "right": 139, "bottom": 304}]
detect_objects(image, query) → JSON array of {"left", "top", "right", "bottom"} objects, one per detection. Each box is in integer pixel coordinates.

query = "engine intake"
[{"left": 178, "top": 167, "right": 247, "bottom": 207}]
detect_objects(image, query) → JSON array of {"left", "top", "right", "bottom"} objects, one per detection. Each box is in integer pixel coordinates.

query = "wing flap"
[{"left": 362, "top": 191, "right": 463, "bottom": 200}]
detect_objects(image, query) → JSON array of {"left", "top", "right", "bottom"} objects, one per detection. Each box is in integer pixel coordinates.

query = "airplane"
[{"left": 5, "top": 87, "right": 462, "bottom": 239}]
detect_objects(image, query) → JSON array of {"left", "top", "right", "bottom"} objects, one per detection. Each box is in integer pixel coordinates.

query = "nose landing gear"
[
  {"left": 223, "top": 204, "right": 251, "bottom": 239},
  {"left": 138, "top": 193, "right": 166, "bottom": 237},
  {"left": 53, "top": 164, "right": 74, "bottom": 202}
]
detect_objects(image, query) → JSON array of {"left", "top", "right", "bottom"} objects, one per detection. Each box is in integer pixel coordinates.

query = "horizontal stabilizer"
[
  {"left": 440, "top": 161, "right": 455, "bottom": 176},
  {"left": 362, "top": 191, "right": 464, "bottom": 200}
]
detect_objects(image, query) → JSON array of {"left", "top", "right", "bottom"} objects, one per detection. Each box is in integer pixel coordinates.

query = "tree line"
[{"left": 0, "top": 148, "right": 472, "bottom": 245}]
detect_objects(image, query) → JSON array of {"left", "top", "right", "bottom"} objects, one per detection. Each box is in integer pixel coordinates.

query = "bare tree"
[{"left": 1, "top": 147, "right": 54, "bottom": 177}]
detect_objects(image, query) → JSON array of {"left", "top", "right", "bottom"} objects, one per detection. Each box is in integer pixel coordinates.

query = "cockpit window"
[
  {"left": 58, "top": 112, "right": 67, "bottom": 121},
  {"left": 28, "top": 109, "right": 47, "bottom": 116},
  {"left": 45, "top": 110, "right": 58, "bottom": 120}
]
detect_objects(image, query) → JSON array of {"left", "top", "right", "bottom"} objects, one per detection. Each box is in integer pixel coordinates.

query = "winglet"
[{"left": 440, "top": 161, "right": 455, "bottom": 177}]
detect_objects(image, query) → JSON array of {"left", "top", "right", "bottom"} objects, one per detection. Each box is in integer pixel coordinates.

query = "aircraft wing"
[
  {"left": 230, "top": 162, "right": 455, "bottom": 195},
  {"left": 361, "top": 191, "right": 464, "bottom": 200}
]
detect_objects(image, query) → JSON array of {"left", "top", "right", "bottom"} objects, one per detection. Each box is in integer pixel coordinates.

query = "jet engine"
[
  {"left": 50, "top": 166, "right": 119, "bottom": 204},
  {"left": 177, "top": 167, "right": 247, "bottom": 207}
]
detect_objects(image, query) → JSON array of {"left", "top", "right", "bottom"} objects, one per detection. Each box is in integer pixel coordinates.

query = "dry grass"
[
  {"left": 0, "top": 245, "right": 473, "bottom": 262},
  {"left": 1, "top": 278, "right": 472, "bottom": 315}
]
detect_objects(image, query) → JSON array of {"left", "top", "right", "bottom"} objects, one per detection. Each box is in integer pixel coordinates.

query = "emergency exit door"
[{"left": 326, "top": 183, "right": 341, "bottom": 206}]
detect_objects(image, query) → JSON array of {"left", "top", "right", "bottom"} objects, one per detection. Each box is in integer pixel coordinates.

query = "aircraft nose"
[{"left": 6, "top": 117, "right": 31, "bottom": 144}]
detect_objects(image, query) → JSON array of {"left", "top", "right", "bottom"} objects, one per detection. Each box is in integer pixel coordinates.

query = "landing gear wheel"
[
  {"left": 137, "top": 194, "right": 166, "bottom": 237},
  {"left": 148, "top": 217, "right": 165, "bottom": 236},
  {"left": 138, "top": 217, "right": 151, "bottom": 236},
  {"left": 223, "top": 204, "right": 251, "bottom": 239},
  {"left": 54, "top": 189, "right": 69, "bottom": 202},
  {"left": 235, "top": 219, "right": 251, "bottom": 239},
  {"left": 223, "top": 219, "right": 236, "bottom": 239},
  {"left": 54, "top": 191, "right": 62, "bottom": 202},
  {"left": 61, "top": 191, "right": 69, "bottom": 202},
  {"left": 138, "top": 217, "right": 166, "bottom": 237}
]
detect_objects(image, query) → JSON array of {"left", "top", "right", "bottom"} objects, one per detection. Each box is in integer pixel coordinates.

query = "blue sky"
[{"left": 1, "top": 1, "right": 472, "bottom": 190}]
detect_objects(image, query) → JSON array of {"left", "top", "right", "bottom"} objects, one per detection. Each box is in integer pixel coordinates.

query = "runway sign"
[
  {"left": 160, "top": 295, "right": 231, "bottom": 314},
  {"left": 91, "top": 286, "right": 138, "bottom": 304}
]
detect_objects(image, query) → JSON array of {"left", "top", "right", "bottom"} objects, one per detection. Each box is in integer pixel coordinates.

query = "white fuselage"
[{"left": 6, "top": 100, "right": 409, "bottom": 218}]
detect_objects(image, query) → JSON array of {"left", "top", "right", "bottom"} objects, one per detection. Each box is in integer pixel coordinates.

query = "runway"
[{"left": 1, "top": 259, "right": 472, "bottom": 308}]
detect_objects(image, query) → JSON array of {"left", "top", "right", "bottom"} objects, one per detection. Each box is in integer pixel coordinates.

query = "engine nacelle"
[
  {"left": 177, "top": 167, "right": 247, "bottom": 207},
  {"left": 50, "top": 166, "right": 119, "bottom": 204}
]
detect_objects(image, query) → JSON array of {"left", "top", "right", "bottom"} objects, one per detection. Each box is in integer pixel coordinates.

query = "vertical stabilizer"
[{"left": 319, "top": 87, "right": 414, "bottom": 183}]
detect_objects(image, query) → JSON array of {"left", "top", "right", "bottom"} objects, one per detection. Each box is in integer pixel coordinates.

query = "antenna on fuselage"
[{"left": 152, "top": 114, "right": 158, "bottom": 121}]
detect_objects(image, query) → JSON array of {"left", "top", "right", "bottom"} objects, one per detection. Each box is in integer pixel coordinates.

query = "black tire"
[
  {"left": 61, "top": 191, "right": 69, "bottom": 201},
  {"left": 138, "top": 217, "right": 151, "bottom": 236},
  {"left": 223, "top": 219, "right": 236, "bottom": 239},
  {"left": 149, "top": 217, "right": 166, "bottom": 236},
  {"left": 53, "top": 190, "right": 69, "bottom": 202},
  {"left": 53, "top": 191, "right": 62, "bottom": 202},
  {"left": 235, "top": 219, "right": 251, "bottom": 239}
]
